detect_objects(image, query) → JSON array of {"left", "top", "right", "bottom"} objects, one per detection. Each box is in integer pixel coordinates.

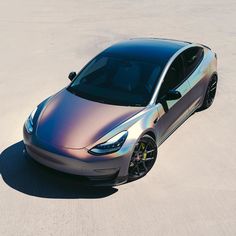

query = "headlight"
[
  {"left": 89, "top": 131, "right": 128, "bottom": 155},
  {"left": 25, "top": 107, "right": 37, "bottom": 134}
]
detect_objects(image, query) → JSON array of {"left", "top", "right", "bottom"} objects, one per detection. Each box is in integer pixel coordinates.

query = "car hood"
[{"left": 36, "top": 89, "right": 144, "bottom": 149}]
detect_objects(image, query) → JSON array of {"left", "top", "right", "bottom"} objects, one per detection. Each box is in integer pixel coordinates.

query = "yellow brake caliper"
[{"left": 141, "top": 143, "right": 147, "bottom": 160}]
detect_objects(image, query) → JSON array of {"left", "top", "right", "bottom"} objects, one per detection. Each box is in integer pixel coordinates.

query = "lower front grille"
[{"left": 87, "top": 171, "right": 119, "bottom": 182}]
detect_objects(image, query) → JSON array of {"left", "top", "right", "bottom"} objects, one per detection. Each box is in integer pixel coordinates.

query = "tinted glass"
[
  {"left": 67, "top": 56, "right": 163, "bottom": 106},
  {"left": 182, "top": 47, "right": 204, "bottom": 78},
  {"left": 158, "top": 56, "right": 184, "bottom": 98}
]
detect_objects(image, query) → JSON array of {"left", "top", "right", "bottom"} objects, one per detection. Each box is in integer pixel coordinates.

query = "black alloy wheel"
[
  {"left": 128, "top": 135, "right": 157, "bottom": 181},
  {"left": 199, "top": 75, "right": 218, "bottom": 110}
]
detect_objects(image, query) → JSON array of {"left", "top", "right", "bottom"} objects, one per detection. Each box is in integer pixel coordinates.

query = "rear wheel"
[
  {"left": 199, "top": 75, "right": 218, "bottom": 110},
  {"left": 128, "top": 135, "right": 157, "bottom": 181}
]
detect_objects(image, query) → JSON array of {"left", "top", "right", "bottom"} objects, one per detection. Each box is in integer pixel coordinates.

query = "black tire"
[
  {"left": 128, "top": 135, "right": 157, "bottom": 182},
  {"left": 198, "top": 75, "right": 218, "bottom": 111}
]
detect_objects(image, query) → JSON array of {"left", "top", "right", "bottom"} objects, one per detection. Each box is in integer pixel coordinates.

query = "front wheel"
[{"left": 128, "top": 135, "right": 157, "bottom": 182}]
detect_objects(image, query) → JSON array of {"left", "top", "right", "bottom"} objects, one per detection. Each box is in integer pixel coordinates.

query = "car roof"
[{"left": 102, "top": 38, "right": 191, "bottom": 64}]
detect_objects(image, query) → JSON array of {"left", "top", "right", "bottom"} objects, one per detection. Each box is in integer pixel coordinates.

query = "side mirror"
[
  {"left": 165, "top": 90, "right": 182, "bottom": 101},
  {"left": 68, "top": 71, "right": 77, "bottom": 81}
]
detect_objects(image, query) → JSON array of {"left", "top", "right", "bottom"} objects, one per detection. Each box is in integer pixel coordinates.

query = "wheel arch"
[
  {"left": 144, "top": 130, "right": 156, "bottom": 141},
  {"left": 211, "top": 72, "right": 218, "bottom": 80},
  {"left": 128, "top": 128, "right": 157, "bottom": 160}
]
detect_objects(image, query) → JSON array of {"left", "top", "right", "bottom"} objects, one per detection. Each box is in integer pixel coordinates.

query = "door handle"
[{"left": 154, "top": 117, "right": 159, "bottom": 124}]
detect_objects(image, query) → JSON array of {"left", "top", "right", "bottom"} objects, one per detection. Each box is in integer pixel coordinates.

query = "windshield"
[{"left": 67, "top": 55, "right": 163, "bottom": 106}]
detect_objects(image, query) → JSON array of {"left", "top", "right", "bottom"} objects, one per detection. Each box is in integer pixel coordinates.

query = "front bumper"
[{"left": 23, "top": 127, "right": 130, "bottom": 186}]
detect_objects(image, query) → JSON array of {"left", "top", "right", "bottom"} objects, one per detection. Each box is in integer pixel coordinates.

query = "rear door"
[
  {"left": 155, "top": 53, "right": 191, "bottom": 145},
  {"left": 181, "top": 46, "right": 205, "bottom": 112}
]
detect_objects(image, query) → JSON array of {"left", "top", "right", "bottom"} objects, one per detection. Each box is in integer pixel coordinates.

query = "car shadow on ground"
[{"left": 0, "top": 141, "right": 118, "bottom": 199}]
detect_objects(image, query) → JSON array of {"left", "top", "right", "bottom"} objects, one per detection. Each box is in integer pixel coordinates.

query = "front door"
[{"left": 155, "top": 54, "right": 191, "bottom": 146}]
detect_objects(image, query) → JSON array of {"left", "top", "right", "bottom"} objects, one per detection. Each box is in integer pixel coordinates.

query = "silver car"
[{"left": 23, "top": 38, "right": 218, "bottom": 185}]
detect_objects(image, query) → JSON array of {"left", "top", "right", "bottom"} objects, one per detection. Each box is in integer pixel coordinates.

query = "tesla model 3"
[{"left": 23, "top": 38, "right": 218, "bottom": 185}]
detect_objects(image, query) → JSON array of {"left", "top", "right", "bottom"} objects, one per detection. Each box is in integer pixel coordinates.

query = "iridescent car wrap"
[{"left": 23, "top": 38, "right": 218, "bottom": 185}]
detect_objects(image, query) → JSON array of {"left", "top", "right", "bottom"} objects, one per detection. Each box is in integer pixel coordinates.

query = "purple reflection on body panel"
[{"left": 36, "top": 89, "right": 143, "bottom": 149}]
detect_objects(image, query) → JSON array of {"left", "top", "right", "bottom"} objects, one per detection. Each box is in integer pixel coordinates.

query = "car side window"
[
  {"left": 157, "top": 55, "right": 184, "bottom": 99},
  {"left": 182, "top": 47, "right": 204, "bottom": 78}
]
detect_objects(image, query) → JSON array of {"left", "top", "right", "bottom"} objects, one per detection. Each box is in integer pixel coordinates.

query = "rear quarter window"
[{"left": 182, "top": 47, "right": 204, "bottom": 78}]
